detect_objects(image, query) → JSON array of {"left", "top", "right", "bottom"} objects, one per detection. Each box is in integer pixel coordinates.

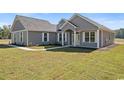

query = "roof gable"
[
  {"left": 57, "top": 19, "right": 77, "bottom": 31},
  {"left": 12, "top": 15, "right": 56, "bottom": 32},
  {"left": 70, "top": 14, "right": 113, "bottom": 32}
]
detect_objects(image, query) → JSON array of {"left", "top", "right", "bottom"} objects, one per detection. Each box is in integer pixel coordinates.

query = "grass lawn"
[
  {"left": 0, "top": 39, "right": 124, "bottom": 80},
  {"left": 115, "top": 38, "right": 124, "bottom": 44}
]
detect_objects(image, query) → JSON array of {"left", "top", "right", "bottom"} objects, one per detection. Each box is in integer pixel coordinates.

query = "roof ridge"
[
  {"left": 71, "top": 13, "right": 112, "bottom": 31},
  {"left": 16, "top": 15, "right": 54, "bottom": 25}
]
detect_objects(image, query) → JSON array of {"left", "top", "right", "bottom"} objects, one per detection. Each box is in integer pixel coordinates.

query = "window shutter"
[
  {"left": 57, "top": 33, "right": 60, "bottom": 42},
  {"left": 47, "top": 33, "right": 49, "bottom": 42},
  {"left": 42, "top": 32, "right": 44, "bottom": 42}
]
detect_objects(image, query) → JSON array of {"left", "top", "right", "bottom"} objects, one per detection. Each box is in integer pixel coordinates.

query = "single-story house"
[{"left": 11, "top": 14, "right": 114, "bottom": 48}]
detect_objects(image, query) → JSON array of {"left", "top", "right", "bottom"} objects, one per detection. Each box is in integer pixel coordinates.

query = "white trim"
[
  {"left": 89, "top": 32, "right": 91, "bottom": 43},
  {"left": 64, "top": 32, "right": 67, "bottom": 42},
  {"left": 57, "top": 33, "right": 60, "bottom": 42},
  {"left": 12, "top": 33, "right": 14, "bottom": 43},
  {"left": 62, "top": 32, "right": 64, "bottom": 46},
  {"left": 19, "top": 32, "right": 21, "bottom": 42},
  {"left": 101, "top": 30, "right": 103, "bottom": 47},
  {"left": 42, "top": 32, "right": 44, "bottom": 42},
  {"left": 27, "top": 30, "right": 29, "bottom": 46},
  {"left": 97, "top": 29, "right": 100, "bottom": 48},
  {"left": 70, "top": 14, "right": 112, "bottom": 32},
  {"left": 11, "top": 29, "right": 27, "bottom": 33},
  {"left": 73, "top": 31, "right": 76, "bottom": 46},
  {"left": 59, "top": 20, "right": 77, "bottom": 29},
  {"left": 83, "top": 32, "right": 96, "bottom": 43},
  {"left": 22, "top": 32, "right": 23, "bottom": 43},
  {"left": 20, "top": 32, "right": 23, "bottom": 43},
  {"left": 82, "top": 32, "right": 85, "bottom": 42},
  {"left": 47, "top": 33, "right": 49, "bottom": 42}
]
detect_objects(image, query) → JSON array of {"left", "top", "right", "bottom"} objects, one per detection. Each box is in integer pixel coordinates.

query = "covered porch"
[{"left": 57, "top": 29, "right": 100, "bottom": 48}]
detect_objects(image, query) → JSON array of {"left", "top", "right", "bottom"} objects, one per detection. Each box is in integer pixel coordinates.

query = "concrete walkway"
[{"left": 8, "top": 45, "right": 70, "bottom": 51}]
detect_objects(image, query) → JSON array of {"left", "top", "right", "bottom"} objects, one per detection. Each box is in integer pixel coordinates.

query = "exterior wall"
[
  {"left": 28, "top": 31, "right": 56, "bottom": 45},
  {"left": 60, "top": 23, "right": 75, "bottom": 32},
  {"left": 80, "top": 31, "right": 97, "bottom": 48},
  {"left": 70, "top": 16, "right": 98, "bottom": 31},
  {"left": 12, "top": 20, "right": 25, "bottom": 31},
  {"left": 57, "top": 31, "right": 73, "bottom": 45},
  {"left": 23, "top": 31, "right": 28, "bottom": 45},
  {"left": 12, "top": 31, "right": 27, "bottom": 46},
  {"left": 102, "top": 30, "right": 114, "bottom": 47}
]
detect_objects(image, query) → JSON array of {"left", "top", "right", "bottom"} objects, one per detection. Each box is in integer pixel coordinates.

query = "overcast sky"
[{"left": 0, "top": 13, "right": 124, "bottom": 30}]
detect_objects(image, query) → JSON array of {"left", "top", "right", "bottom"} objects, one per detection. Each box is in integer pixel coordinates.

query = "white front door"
[{"left": 76, "top": 33, "right": 80, "bottom": 46}]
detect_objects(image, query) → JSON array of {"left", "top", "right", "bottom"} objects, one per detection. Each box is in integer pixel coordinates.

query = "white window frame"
[
  {"left": 42, "top": 32, "right": 49, "bottom": 42},
  {"left": 83, "top": 32, "right": 96, "bottom": 43},
  {"left": 20, "top": 32, "right": 23, "bottom": 43},
  {"left": 90, "top": 32, "right": 96, "bottom": 43}
]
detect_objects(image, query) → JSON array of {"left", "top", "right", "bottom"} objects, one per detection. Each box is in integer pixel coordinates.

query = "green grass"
[{"left": 0, "top": 39, "right": 124, "bottom": 80}]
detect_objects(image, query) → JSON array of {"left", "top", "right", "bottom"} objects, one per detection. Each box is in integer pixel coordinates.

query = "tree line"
[
  {"left": 0, "top": 25, "right": 11, "bottom": 39},
  {"left": 115, "top": 28, "right": 124, "bottom": 38}
]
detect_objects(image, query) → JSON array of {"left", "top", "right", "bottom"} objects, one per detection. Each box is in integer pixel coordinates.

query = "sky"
[{"left": 0, "top": 13, "right": 124, "bottom": 30}]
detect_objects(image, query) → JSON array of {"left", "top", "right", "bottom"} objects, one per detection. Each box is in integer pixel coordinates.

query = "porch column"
[
  {"left": 27, "top": 30, "right": 29, "bottom": 46},
  {"left": 11, "top": 33, "right": 14, "bottom": 44},
  {"left": 73, "top": 31, "right": 76, "bottom": 46},
  {"left": 62, "top": 32, "right": 64, "bottom": 46},
  {"left": 97, "top": 29, "right": 100, "bottom": 48},
  {"left": 101, "top": 30, "right": 103, "bottom": 47}
]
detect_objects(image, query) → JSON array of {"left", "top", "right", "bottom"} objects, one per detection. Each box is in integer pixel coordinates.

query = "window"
[
  {"left": 20, "top": 32, "right": 23, "bottom": 42},
  {"left": 85, "top": 32, "right": 89, "bottom": 42},
  {"left": 59, "top": 33, "right": 62, "bottom": 41},
  {"left": 44, "top": 33, "right": 47, "bottom": 42},
  {"left": 84, "top": 32, "right": 96, "bottom": 43},
  {"left": 90, "top": 32, "right": 95, "bottom": 42},
  {"left": 42, "top": 32, "right": 49, "bottom": 42}
]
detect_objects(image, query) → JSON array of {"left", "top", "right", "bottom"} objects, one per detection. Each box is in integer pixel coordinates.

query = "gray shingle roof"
[
  {"left": 74, "top": 14, "right": 112, "bottom": 31},
  {"left": 16, "top": 15, "right": 56, "bottom": 32}
]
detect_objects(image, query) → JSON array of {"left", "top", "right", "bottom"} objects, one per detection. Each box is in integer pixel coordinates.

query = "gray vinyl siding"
[
  {"left": 13, "top": 31, "right": 27, "bottom": 46},
  {"left": 61, "top": 23, "right": 75, "bottom": 31},
  {"left": 12, "top": 20, "right": 25, "bottom": 31},
  {"left": 28, "top": 31, "right": 56, "bottom": 45},
  {"left": 81, "top": 42, "right": 97, "bottom": 48},
  {"left": 102, "top": 30, "right": 114, "bottom": 47},
  {"left": 14, "top": 32, "right": 20, "bottom": 45},
  {"left": 23, "top": 31, "right": 27, "bottom": 45},
  {"left": 70, "top": 16, "right": 98, "bottom": 31}
]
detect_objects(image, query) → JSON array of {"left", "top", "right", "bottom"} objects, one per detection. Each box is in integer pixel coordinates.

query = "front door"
[{"left": 76, "top": 33, "right": 80, "bottom": 46}]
